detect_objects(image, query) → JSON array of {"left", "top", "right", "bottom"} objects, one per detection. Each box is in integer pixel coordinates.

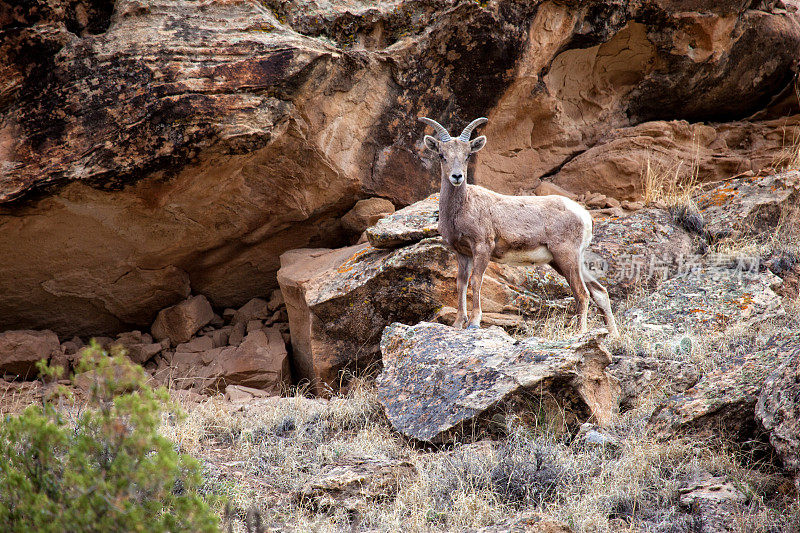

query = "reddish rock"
[
  {"left": 0, "top": 329, "right": 61, "bottom": 378},
  {"left": 232, "top": 298, "right": 272, "bottom": 326},
  {"left": 160, "top": 327, "right": 289, "bottom": 394},
  {"left": 151, "top": 295, "right": 215, "bottom": 346}
]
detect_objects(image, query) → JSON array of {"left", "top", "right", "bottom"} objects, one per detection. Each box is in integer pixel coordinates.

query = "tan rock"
[
  {"left": 161, "top": 327, "right": 290, "bottom": 394},
  {"left": 533, "top": 182, "right": 578, "bottom": 199},
  {"left": 0, "top": 330, "right": 61, "bottom": 378},
  {"left": 294, "top": 457, "right": 416, "bottom": 513},
  {"left": 151, "top": 295, "right": 215, "bottom": 346},
  {"left": 224, "top": 384, "right": 274, "bottom": 403},
  {"left": 341, "top": 198, "right": 395, "bottom": 234}
]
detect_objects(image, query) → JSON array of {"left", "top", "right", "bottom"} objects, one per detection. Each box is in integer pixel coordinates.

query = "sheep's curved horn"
[
  {"left": 458, "top": 117, "right": 488, "bottom": 142},
  {"left": 419, "top": 117, "right": 452, "bottom": 142}
]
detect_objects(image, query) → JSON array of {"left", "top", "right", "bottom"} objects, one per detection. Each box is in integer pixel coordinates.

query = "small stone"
[
  {"left": 267, "top": 289, "right": 284, "bottom": 311},
  {"left": 151, "top": 295, "right": 215, "bottom": 346},
  {"left": 228, "top": 322, "right": 246, "bottom": 347},
  {"left": 533, "top": 181, "right": 578, "bottom": 199},
  {"left": 621, "top": 200, "right": 644, "bottom": 211},
  {"left": 341, "top": 197, "right": 396, "bottom": 234},
  {"left": 209, "top": 330, "right": 229, "bottom": 348},
  {"left": 233, "top": 298, "right": 271, "bottom": 325},
  {"left": 209, "top": 314, "right": 224, "bottom": 328}
]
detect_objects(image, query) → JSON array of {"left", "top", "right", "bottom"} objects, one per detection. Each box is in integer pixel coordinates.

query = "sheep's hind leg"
[
  {"left": 551, "top": 250, "right": 590, "bottom": 334},
  {"left": 453, "top": 254, "right": 473, "bottom": 329},
  {"left": 582, "top": 263, "right": 620, "bottom": 338},
  {"left": 466, "top": 247, "right": 490, "bottom": 329}
]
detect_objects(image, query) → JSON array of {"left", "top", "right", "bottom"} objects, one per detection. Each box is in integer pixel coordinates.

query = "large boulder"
[
  {"left": 376, "top": 323, "right": 619, "bottom": 443},
  {"left": 277, "top": 238, "right": 567, "bottom": 395},
  {"left": 756, "top": 343, "right": 800, "bottom": 485},
  {"left": 0, "top": 329, "right": 61, "bottom": 378},
  {"left": 2, "top": 0, "right": 799, "bottom": 336}
]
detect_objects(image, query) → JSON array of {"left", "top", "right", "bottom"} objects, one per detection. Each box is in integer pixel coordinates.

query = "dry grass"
[
  {"left": 152, "top": 359, "right": 800, "bottom": 532},
  {"left": 642, "top": 143, "right": 702, "bottom": 209}
]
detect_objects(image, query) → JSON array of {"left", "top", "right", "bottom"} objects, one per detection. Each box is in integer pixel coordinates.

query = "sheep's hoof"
[{"left": 466, "top": 324, "right": 479, "bottom": 330}]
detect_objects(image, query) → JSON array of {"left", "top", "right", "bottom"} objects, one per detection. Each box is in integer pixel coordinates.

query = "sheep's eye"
[{"left": 439, "top": 153, "right": 445, "bottom": 160}]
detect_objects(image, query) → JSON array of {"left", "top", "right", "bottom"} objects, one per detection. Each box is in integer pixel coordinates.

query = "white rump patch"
[{"left": 496, "top": 246, "right": 554, "bottom": 266}]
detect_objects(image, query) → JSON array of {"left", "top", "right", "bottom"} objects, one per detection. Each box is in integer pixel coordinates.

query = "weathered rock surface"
[
  {"left": 3, "top": 0, "right": 799, "bottom": 336},
  {"left": 625, "top": 267, "right": 784, "bottom": 342},
  {"left": 696, "top": 170, "right": 800, "bottom": 241},
  {"left": 587, "top": 209, "right": 696, "bottom": 298},
  {"left": 366, "top": 194, "right": 439, "bottom": 249},
  {"left": 756, "top": 343, "right": 800, "bottom": 482},
  {"left": 610, "top": 354, "right": 701, "bottom": 409},
  {"left": 377, "top": 323, "right": 619, "bottom": 443},
  {"left": 294, "top": 457, "right": 416, "bottom": 512},
  {"left": 678, "top": 473, "right": 749, "bottom": 533},
  {"left": 278, "top": 238, "right": 567, "bottom": 394},
  {"left": 0, "top": 329, "right": 61, "bottom": 377},
  {"left": 551, "top": 117, "right": 800, "bottom": 200},
  {"left": 620, "top": 263, "right": 788, "bottom": 437},
  {"left": 151, "top": 295, "right": 215, "bottom": 346}
]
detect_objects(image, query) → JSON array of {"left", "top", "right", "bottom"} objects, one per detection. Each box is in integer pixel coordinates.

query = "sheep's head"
[{"left": 420, "top": 117, "right": 487, "bottom": 187}]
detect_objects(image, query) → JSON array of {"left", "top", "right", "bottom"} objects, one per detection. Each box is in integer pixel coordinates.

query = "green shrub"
[{"left": 0, "top": 341, "right": 219, "bottom": 532}]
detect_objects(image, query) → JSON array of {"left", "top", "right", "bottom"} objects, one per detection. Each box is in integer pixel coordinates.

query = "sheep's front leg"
[
  {"left": 466, "top": 247, "right": 490, "bottom": 329},
  {"left": 453, "top": 253, "right": 473, "bottom": 329}
]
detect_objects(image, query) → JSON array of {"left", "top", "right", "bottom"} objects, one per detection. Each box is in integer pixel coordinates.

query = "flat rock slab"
[
  {"left": 294, "top": 457, "right": 415, "bottom": 512},
  {"left": 377, "top": 322, "right": 619, "bottom": 444},
  {"left": 696, "top": 170, "right": 800, "bottom": 241},
  {"left": 366, "top": 194, "right": 439, "bottom": 248}
]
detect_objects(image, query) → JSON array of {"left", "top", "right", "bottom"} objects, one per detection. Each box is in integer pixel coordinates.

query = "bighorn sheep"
[{"left": 419, "top": 116, "right": 619, "bottom": 337}]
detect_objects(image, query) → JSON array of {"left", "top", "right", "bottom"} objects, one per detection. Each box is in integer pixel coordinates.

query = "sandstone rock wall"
[{"left": 2, "top": 0, "right": 799, "bottom": 335}]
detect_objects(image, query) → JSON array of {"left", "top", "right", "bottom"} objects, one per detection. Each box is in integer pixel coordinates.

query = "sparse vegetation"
[{"left": 0, "top": 343, "right": 218, "bottom": 533}]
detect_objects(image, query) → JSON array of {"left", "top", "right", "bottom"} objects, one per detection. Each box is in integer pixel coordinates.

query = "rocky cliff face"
[{"left": 2, "top": 0, "right": 799, "bottom": 335}]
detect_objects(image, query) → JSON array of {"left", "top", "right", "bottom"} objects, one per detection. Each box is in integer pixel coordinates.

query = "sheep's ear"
[
  {"left": 424, "top": 135, "right": 440, "bottom": 151},
  {"left": 470, "top": 135, "right": 487, "bottom": 153}
]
